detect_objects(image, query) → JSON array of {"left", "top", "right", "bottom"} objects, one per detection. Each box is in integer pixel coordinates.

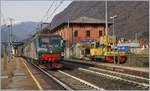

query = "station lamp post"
[
  {"left": 110, "top": 15, "right": 117, "bottom": 64},
  {"left": 110, "top": 15, "right": 117, "bottom": 36}
]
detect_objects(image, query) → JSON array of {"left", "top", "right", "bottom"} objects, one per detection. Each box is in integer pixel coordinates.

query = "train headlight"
[
  {"left": 61, "top": 52, "right": 64, "bottom": 56},
  {"left": 55, "top": 45, "right": 59, "bottom": 47},
  {"left": 50, "top": 50, "right": 53, "bottom": 53}
]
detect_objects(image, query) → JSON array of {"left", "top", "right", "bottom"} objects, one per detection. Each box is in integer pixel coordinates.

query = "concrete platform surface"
[
  {"left": 1, "top": 57, "right": 39, "bottom": 90},
  {"left": 1, "top": 57, "right": 62, "bottom": 90}
]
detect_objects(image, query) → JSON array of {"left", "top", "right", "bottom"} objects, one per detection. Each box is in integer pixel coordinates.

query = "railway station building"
[
  {"left": 50, "top": 17, "right": 111, "bottom": 47},
  {"left": 45, "top": 16, "right": 112, "bottom": 58}
]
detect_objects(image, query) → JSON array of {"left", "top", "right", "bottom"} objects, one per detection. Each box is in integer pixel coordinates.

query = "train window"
[
  {"left": 41, "top": 37, "right": 49, "bottom": 43},
  {"left": 40, "top": 37, "right": 50, "bottom": 48},
  {"left": 50, "top": 37, "right": 61, "bottom": 44},
  {"left": 40, "top": 36, "right": 62, "bottom": 48}
]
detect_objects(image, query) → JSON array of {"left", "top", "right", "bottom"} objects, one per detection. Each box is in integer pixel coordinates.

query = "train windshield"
[{"left": 40, "top": 36, "right": 61, "bottom": 48}]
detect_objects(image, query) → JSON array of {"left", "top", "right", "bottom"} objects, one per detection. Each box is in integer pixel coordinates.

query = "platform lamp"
[
  {"left": 110, "top": 15, "right": 117, "bottom": 36},
  {"left": 110, "top": 15, "right": 117, "bottom": 64}
]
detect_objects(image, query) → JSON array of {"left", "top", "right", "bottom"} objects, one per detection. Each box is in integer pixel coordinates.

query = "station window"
[
  {"left": 86, "top": 30, "right": 90, "bottom": 37},
  {"left": 99, "top": 30, "right": 103, "bottom": 36},
  {"left": 74, "top": 31, "right": 78, "bottom": 37}
]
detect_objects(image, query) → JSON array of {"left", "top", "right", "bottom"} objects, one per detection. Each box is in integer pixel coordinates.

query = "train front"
[{"left": 37, "top": 35, "right": 65, "bottom": 69}]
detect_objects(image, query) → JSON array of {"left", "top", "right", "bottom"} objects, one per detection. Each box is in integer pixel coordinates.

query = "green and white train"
[{"left": 21, "top": 34, "right": 66, "bottom": 69}]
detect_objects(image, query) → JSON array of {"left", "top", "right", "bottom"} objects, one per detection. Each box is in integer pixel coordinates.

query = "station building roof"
[
  {"left": 70, "top": 16, "right": 112, "bottom": 24},
  {"left": 49, "top": 16, "right": 112, "bottom": 32}
]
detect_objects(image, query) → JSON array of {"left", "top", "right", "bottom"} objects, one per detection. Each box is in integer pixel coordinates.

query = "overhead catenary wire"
[
  {"left": 45, "top": 2, "right": 58, "bottom": 22},
  {"left": 36, "top": 1, "right": 58, "bottom": 32},
  {"left": 36, "top": 1, "right": 64, "bottom": 33},
  {"left": 35, "top": 1, "right": 55, "bottom": 32},
  {"left": 46, "top": 1, "right": 63, "bottom": 22},
  {"left": 41, "top": 1, "right": 55, "bottom": 23}
]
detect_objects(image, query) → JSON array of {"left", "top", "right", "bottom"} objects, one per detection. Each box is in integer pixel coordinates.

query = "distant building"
[{"left": 49, "top": 16, "right": 112, "bottom": 48}]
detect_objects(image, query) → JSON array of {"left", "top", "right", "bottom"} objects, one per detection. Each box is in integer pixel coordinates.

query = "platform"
[
  {"left": 1, "top": 57, "right": 60, "bottom": 90},
  {"left": 1, "top": 57, "right": 41, "bottom": 90}
]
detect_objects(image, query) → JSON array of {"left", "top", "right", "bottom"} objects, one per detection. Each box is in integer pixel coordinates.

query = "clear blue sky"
[{"left": 1, "top": 1, "right": 72, "bottom": 25}]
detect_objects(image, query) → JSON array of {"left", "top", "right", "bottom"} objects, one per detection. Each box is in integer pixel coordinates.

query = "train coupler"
[{"left": 51, "top": 63, "right": 63, "bottom": 69}]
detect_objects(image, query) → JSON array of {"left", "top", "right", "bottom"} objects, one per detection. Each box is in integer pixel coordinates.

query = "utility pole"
[
  {"left": 105, "top": 0, "right": 118, "bottom": 64},
  {"left": 105, "top": 0, "right": 108, "bottom": 36},
  {"left": 105, "top": 0, "right": 109, "bottom": 50},
  {"left": 66, "top": 18, "right": 70, "bottom": 58},
  {"left": 4, "top": 45, "right": 8, "bottom": 70},
  {"left": 8, "top": 18, "right": 13, "bottom": 62},
  {"left": 3, "top": 24, "right": 10, "bottom": 70},
  {"left": 41, "top": 23, "right": 43, "bottom": 31},
  {"left": 135, "top": 32, "right": 138, "bottom": 43},
  {"left": 39, "top": 22, "right": 43, "bottom": 34},
  {"left": 72, "top": 25, "right": 74, "bottom": 57}
]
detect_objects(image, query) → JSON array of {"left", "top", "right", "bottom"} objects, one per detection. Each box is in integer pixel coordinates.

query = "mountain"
[
  {"left": 1, "top": 21, "right": 40, "bottom": 42},
  {"left": 50, "top": 1, "right": 148, "bottom": 40}
]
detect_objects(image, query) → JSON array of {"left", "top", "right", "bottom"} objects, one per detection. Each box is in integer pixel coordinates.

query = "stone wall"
[{"left": 123, "top": 54, "right": 149, "bottom": 67}]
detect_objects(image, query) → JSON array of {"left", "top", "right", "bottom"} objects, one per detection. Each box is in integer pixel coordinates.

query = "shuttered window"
[
  {"left": 86, "top": 30, "right": 90, "bottom": 37},
  {"left": 74, "top": 31, "right": 78, "bottom": 37},
  {"left": 99, "top": 30, "right": 103, "bottom": 36}
]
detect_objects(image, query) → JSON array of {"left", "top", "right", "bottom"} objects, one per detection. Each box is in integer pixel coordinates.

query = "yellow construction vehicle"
[{"left": 90, "top": 35, "right": 127, "bottom": 63}]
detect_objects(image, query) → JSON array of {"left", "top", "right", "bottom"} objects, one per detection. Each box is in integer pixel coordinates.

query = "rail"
[{"left": 25, "top": 59, "right": 73, "bottom": 90}]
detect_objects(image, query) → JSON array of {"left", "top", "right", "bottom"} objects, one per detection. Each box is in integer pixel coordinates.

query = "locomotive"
[{"left": 22, "top": 34, "right": 65, "bottom": 69}]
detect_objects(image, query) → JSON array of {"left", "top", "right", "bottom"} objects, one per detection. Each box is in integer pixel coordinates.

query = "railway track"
[
  {"left": 24, "top": 58, "right": 149, "bottom": 90},
  {"left": 64, "top": 59, "right": 149, "bottom": 78},
  {"left": 25, "top": 59, "right": 72, "bottom": 90},
  {"left": 48, "top": 70, "right": 102, "bottom": 90},
  {"left": 25, "top": 59, "right": 103, "bottom": 90},
  {"left": 62, "top": 61, "right": 149, "bottom": 90}
]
